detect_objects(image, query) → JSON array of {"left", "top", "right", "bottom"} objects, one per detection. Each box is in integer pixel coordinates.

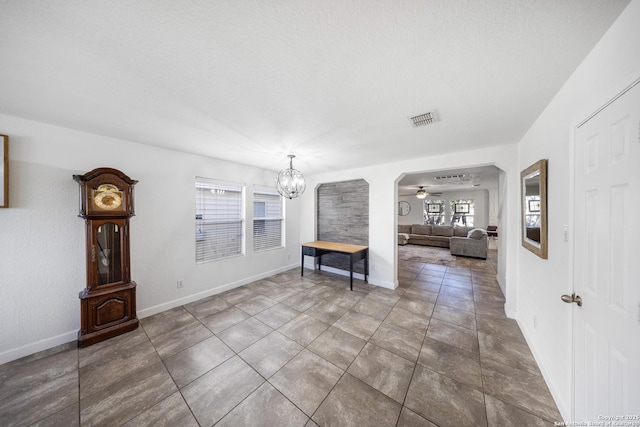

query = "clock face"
[
  {"left": 92, "top": 184, "right": 124, "bottom": 212},
  {"left": 398, "top": 201, "right": 411, "bottom": 216}
]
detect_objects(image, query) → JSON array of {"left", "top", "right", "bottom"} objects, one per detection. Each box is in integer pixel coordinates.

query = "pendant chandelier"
[
  {"left": 416, "top": 186, "right": 427, "bottom": 199},
  {"left": 276, "top": 155, "right": 306, "bottom": 199}
]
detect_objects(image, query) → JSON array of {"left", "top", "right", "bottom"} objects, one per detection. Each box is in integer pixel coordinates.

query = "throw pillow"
[{"left": 467, "top": 228, "right": 487, "bottom": 239}]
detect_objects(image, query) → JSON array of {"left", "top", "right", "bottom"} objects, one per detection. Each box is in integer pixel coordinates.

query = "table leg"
[
  {"left": 301, "top": 248, "right": 304, "bottom": 277},
  {"left": 365, "top": 249, "right": 368, "bottom": 282},
  {"left": 349, "top": 255, "right": 354, "bottom": 291}
]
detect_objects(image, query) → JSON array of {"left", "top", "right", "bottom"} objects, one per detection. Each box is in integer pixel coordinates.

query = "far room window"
[
  {"left": 450, "top": 199, "right": 474, "bottom": 227},
  {"left": 424, "top": 200, "right": 445, "bottom": 225},
  {"left": 195, "top": 178, "right": 244, "bottom": 262},
  {"left": 253, "top": 185, "right": 284, "bottom": 252}
]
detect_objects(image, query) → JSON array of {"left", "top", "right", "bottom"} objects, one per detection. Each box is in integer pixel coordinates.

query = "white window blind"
[
  {"left": 195, "top": 178, "right": 244, "bottom": 262},
  {"left": 253, "top": 185, "right": 284, "bottom": 252}
]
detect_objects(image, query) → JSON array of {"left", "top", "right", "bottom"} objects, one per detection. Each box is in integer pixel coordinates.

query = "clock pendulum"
[{"left": 73, "top": 168, "right": 139, "bottom": 347}]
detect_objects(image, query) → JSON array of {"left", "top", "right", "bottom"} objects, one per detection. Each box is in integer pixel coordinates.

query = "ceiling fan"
[{"left": 415, "top": 186, "right": 442, "bottom": 199}]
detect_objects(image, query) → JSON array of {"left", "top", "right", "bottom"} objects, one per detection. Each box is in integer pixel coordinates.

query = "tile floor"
[{"left": 0, "top": 245, "right": 561, "bottom": 426}]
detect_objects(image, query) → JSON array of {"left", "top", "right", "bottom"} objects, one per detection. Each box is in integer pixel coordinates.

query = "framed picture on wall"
[
  {"left": 455, "top": 203, "right": 469, "bottom": 213},
  {"left": 528, "top": 199, "right": 541, "bottom": 212},
  {"left": 427, "top": 203, "right": 441, "bottom": 213},
  {"left": 0, "top": 135, "right": 7, "bottom": 208}
]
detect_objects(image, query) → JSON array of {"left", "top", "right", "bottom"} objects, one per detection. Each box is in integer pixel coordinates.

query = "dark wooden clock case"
[{"left": 74, "top": 168, "right": 139, "bottom": 347}]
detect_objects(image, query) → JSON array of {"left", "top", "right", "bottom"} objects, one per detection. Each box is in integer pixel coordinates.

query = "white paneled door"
[{"left": 573, "top": 81, "right": 640, "bottom": 419}]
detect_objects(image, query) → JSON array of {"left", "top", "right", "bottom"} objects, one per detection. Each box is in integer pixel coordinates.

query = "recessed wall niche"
[{"left": 316, "top": 179, "right": 369, "bottom": 274}]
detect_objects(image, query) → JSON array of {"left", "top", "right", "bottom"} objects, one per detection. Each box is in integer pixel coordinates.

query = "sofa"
[
  {"left": 398, "top": 224, "right": 488, "bottom": 259},
  {"left": 450, "top": 228, "right": 488, "bottom": 259}
]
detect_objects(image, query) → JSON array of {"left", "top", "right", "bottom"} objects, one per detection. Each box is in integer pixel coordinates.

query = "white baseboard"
[
  {"left": 0, "top": 263, "right": 300, "bottom": 365},
  {"left": 0, "top": 330, "right": 77, "bottom": 365},
  {"left": 517, "top": 318, "right": 570, "bottom": 423},
  {"left": 301, "top": 263, "right": 395, "bottom": 289},
  {"left": 138, "top": 263, "right": 299, "bottom": 319}
]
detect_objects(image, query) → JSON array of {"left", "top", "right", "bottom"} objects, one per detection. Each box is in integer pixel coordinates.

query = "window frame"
[
  {"left": 252, "top": 185, "right": 285, "bottom": 253},
  {"left": 195, "top": 177, "right": 245, "bottom": 263}
]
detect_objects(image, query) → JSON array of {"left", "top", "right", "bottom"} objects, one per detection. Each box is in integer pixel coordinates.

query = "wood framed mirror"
[{"left": 521, "top": 159, "right": 547, "bottom": 259}]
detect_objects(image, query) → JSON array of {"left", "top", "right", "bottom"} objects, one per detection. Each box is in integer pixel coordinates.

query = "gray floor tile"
[
  {"left": 278, "top": 313, "right": 329, "bottom": 346},
  {"left": 199, "top": 306, "right": 251, "bottom": 333},
  {"left": 281, "top": 292, "right": 321, "bottom": 311},
  {"left": 476, "top": 315, "right": 527, "bottom": 345},
  {"left": 164, "top": 335, "right": 234, "bottom": 388},
  {"left": 217, "top": 317, "right": 273, "bottom": 352},
  {"left": 384, "top": 306, "right": 430, "bottom": 335},
  {"left": 141, "top": 308, "right": 213, "bottom": 359},
  {"left": 439, "top": 285, "right": 474, "bottom": 300},
  {"left": 0, "top": 369, "right": 78, "bottom": 426},
  {"left": 307, "top": 326, "right": 366, "bottom": 370},
  {"left": 78, "top": 327, "right": 148, "bottom": 369},
  {"left": 397, "top": 406, "right": 438, "bottom": 427},
  {"left": 333, "top": 311, "right": 382, "bottom": 341},
  {"left": 418, "top": 337, "right": 482, "bottom": 389},
  {"left": 254, "top": 303, "right": 300, "bottom": 328},
  {"left": 402, "top": 287, "right": 439, "bottom": 303},
  {"left": 347, "top": 343, "right": 415, "bottom": 403},
  {"left": 484, "top": 394, "right": 551, "bottom": 427},
  {"left": 478, "top": 331, "right": 540, "bottom": 375},
  {"left": 351, "top": 298, "right": 394, "bottom": 321},
  {"left": 219, "top": 286, "right": 259, "bottom": 305},
  {"left": 80, "top": 339, "right": 161, "bottom": 398},
  {"left": 426, "top": 318, "right": 479, "bottom": 354},
  {"left": 304, "top": 300, "right": 348, "bottom": 324},
  {"left": 432, "top": 303, "right": 477, "bottom": 330},
  {"left": 370, "top": 322, "right": 424, "bottom": 363},
  {"left": 436, "top": 293, "right": 475, "bottom": 313},
  {"left": 323, "top": 289, "right": 365, "bottom": 309},
  {"left": 405, "top": 365, "right": 487, "bottom": 427},
  {"left": 216, "top": 382, "right": 309, "bottom": 427},
  {"left": 183, "top": 295, "right": 231, "bottom": 319},
  {"left": 481, "top": 357, "right": 561, "bottom": 422},
  {"left": 236, "top": 294, "right": 278, "bottom": 315},
  {"left": 239, "top": 331, "right": 303, "bottom": 378},
  {"left": 30, "top": 402, "right": 79, "bottom": 427},
  {"left": 122, "top": 391, "right": 199, "bottom": 427},
  {"left": 395, "top": 297, "right": 435, "bottom": 317},
  {"left": 80, "top": 362, "right": 177, "bottom": 426},
  {"left": 181, "top": 356, "right": 264, "bottom": 426},
  {"left": 313, "top": 373, "right": 402, "bottom": 427},
  {"left": 269, "top": 349, "right": 343, "bottom": 416}
]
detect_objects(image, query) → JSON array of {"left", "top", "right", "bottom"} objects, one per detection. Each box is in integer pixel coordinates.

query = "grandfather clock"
[{"left": 74, "top": 168, "right": 139, "bottom": 347}]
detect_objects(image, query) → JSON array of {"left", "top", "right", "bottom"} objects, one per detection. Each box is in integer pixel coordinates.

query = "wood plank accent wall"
[{"left": 316, "top": 179, "right": 369, "bottom": 273}]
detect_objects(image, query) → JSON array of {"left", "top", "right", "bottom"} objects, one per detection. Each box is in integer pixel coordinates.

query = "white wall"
[
  {"left": 0, "top": 114, "right": 300, "bottom": 363},
  {"left": 301, "top": 144, "right": 519, "bottom": 292},
  {"left": 398, "top": 189, "right": 490, "bottom": 229},
  {"left": 515, "top": 0, "right": 640, "bottom": 420}
]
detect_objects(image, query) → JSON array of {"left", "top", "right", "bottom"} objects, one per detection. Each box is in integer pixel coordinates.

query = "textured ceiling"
[{"left": 0, "top": 0, "right": 631, "bottom": 174}]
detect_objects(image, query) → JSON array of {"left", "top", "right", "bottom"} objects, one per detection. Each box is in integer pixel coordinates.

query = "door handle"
[{"left": 561, "top": 293, "right": 582, "bottom": 307}]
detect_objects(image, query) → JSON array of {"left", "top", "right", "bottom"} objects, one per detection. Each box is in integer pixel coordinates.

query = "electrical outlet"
[
  {"left": 533, "top": 316, "right": 538, "bottom": 328},
  {"left": 563, "top": 225, "right": 569, "bottom": 242},
  {"left": 177, "top": 279, "right": 184, "bottom": 289}
]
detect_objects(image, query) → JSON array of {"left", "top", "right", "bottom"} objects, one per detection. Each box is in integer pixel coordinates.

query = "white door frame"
[{"left": 569, "top": 73, "right": 640, "bottom": 420}]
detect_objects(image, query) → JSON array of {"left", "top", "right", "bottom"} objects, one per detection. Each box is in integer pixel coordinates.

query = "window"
[
  {"left": 253, "top": 185, "right": 284, "bottom": 252},
  {"left": 195, "top": 178, "right": 244, "bottom": 262},
  {"left": 450, "top": 199, "right": 474, "bottom": 227},
  {"left": 424, "top": 200, "right": 445, "bottom": 225}
]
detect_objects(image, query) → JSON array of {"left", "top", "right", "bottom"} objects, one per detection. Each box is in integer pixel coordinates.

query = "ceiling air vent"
[
  {"left": 409, "top": 111, "right": 438, "bottom": 128},
  {"left": 434, "top": 174, "right": 465, "bottom": 181}
]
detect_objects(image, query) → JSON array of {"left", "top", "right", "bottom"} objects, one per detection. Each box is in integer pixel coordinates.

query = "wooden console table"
[{"left": 301, "top": 241, "right": 368, "bottom": 291}]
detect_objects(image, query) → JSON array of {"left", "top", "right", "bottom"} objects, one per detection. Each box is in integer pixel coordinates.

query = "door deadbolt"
[{"left": 561, "top": 293, "right": 582, "bottom": 307}]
